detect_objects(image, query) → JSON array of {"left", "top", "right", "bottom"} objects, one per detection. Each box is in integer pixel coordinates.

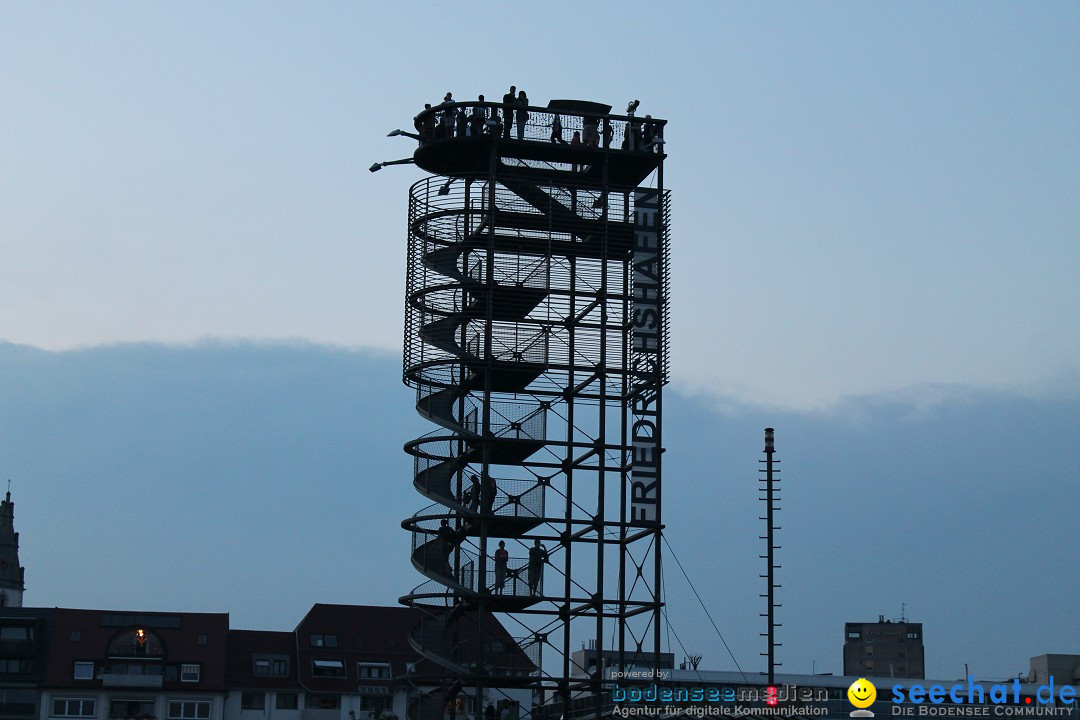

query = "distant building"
[
  {"left": 0, "top": 607, "right": 55, "bottom": 720},
  {"left": 843, "top": 615, "right": 924, "bottom": 678},
  {"left": 0, "top": 492, "right": 26, "bottom": 608},
  {"left": 569, "top": 642, "right": 674, "bottom": 679},
  {"left": 1029, "top": 654, "right": 1080, "bottom": 686}
]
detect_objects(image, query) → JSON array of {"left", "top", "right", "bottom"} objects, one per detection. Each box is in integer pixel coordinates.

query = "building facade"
[
  {"left": 843, "top": 615, "right": 925, "bottom": 678},
  {"left": 7, "top": 604, "right": 531, "bottom": 720}
]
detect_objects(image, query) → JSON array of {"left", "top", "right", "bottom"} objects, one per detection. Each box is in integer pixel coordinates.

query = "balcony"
[{"left": 101, "top": 673, "right": 164, "bottom": 688}]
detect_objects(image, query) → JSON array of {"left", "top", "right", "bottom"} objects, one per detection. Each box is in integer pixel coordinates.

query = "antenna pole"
[{"left": 759, "top": 428, "right": 782, "bottom": 684}]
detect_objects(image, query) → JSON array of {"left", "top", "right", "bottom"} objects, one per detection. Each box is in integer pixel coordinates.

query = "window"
[
  {"left": 907, "top": 631, "right": 920, "bottom": 639},
  {"left": 108, "top": 663, "right": 162, "bottom": 676},
  {"left": 0, "top": 688, "right": 36, "bottom": 716},
  {"left": 73, "top": 662, "right": 94, "bottom": 680},
  {"left": 70, "top": 631, "right": 82, "bottom": 642},
  {"left": 305, "top": 695, "right": 338, "bottom": 710},
  {"left": 310, "top": 635, "right": 337, "bottom": 648},
  {"left": 357, "top": 662, "right": 391, "bottom": 679},
  {"left": 100, "top": 614, "right": 181, "bottom": 629},
  {"left": 196, "top": 635, "right": 207, "bottom": 647},
  {"left": 241, "top": 693, "right": 265, "bottom": 711},
  {"left": 311, "top": 659, "right": 345, "bottom": 677},
  {"left": 252, "top": 655, "right": 289, "bottom": 677},
  {"left": 52, "top": 699, "right": 96, "bottom": 717},
  {"left": 275, "top": 694, "right": 298, "bottom": 711},
  {"left": 111, "top": 700, "right": 155, "bottom": 719},
  {"left": 847, "top": 630, "right": 861, "bottom": 639},
  {"left": 0, "top": 659, "right": 30, "bottom": 673},
  {"left": 180, "top": 664, "right": 200, "bottom": 683},
  {"left": 0, "top": 626, "right": 30, "bottom": 643},
  {"left": 167, "top": 701, "right": 210, "bottom": 720},
  {"left": 358, "top": 691, "right": 391, "bottom": 713},
  {"left": 108, "top": 629, "right": 164, "bottom": 657}
]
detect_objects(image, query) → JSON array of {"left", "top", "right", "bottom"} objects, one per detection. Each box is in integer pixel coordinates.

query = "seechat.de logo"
[{"left": 890, "top": 676, "right": 1075, "bottom": 714}]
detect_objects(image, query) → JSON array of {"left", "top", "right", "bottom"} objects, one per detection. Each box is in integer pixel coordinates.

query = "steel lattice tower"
[{"left": 395, "top": 98, "right": 670, "bottom": 720}]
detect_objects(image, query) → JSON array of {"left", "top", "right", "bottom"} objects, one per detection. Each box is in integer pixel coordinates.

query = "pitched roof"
[{"left": 294, "top": 604, "right": 535, "bottom": 691}]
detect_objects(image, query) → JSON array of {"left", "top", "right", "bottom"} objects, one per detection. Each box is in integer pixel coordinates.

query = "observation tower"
[{"left": 391, "top": 97, "right": 670, "bottom": 720}]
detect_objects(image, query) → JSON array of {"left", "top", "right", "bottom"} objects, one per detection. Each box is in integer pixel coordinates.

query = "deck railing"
[{"left": 410, "top": 102, "right": 666, "bottom": 153}]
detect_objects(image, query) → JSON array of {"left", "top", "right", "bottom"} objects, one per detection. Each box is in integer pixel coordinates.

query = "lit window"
[
  {"left": 52, "top": 699, "right": 96, "bottom": 717},
  {"left": 73, "top": 662, "right": 94, "bottom": 680},
  {"left": 109, "top": 629, "right": 163, "bottom": 657},
  {"left": 181, "top": 664, "right": 201, "bottom": 683}
]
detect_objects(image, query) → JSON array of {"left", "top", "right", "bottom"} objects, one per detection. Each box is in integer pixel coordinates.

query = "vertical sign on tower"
[{"left": 630, "top": 188, "right": 662, "bottom": 523}]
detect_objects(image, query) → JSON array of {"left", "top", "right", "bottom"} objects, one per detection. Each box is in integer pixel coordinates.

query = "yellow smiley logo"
[{"left": 848, "top": 678, "right": 877, "bottom": 708}]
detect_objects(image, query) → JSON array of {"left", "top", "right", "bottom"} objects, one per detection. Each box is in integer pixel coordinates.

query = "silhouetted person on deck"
[
  {"left": 493, "top": 540, "right": 509, "bottom": 594},
  {"left": 528, "top": 538, "right": 548, "bottom": 594},
  {"left": 437, "top": 519, "right": 455, "bottom": 578},
  {"left": 550, "top": 113, "right": 566, "bottom": 144},
  {"left": 482, "top": 474, "right": 497, "bottom": 515},
  {"left": 502, "top": 85, "right": 516, "bottom": 138},
  {"left": 470, "top": 96, "right": 486, "bottom": 137},
  {"left": 516, "top": 89, "right": 529, "bottom": 140}
]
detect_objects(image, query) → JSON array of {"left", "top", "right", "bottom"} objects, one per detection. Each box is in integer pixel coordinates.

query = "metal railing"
[{"left": 410, "top": 102, "right": 666, "bottom": 154}]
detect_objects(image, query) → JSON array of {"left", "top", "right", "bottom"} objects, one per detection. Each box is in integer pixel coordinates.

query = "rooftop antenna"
[
  {"left": 759, "top": 428, "right": 782, "bottom": 684},
  {"left": 900, "top": 600, "right": 908, "bottom": 623}
]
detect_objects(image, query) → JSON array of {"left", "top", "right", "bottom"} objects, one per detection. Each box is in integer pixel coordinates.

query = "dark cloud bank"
[{"left": 1, "top": 341, "right": 1076, "bottom": 679}]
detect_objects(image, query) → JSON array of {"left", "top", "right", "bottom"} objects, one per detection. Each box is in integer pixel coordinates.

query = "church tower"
[{"left": 0, "top": 492, "right": 25, "bottom": 608}]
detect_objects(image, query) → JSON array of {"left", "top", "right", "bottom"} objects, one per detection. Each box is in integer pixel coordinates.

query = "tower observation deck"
[{"left": 397, "top": 97, "right": 670, "bottom": 720}]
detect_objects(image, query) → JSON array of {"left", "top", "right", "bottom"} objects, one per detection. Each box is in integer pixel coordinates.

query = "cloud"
[{"left": 1, "top": 341, "right": 1075, "bottom": 677}]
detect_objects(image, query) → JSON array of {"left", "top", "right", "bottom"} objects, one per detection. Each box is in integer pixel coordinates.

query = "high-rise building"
[{"left": 843, "top": 615, "right": 925, "bottom": 678}]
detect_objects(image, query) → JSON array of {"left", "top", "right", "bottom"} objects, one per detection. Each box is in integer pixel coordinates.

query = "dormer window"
[
  {"left": 357, "top": 662, "right": 391, "bottom": 679},
  {"left": 252, "top": 655, "right": 289, "bottom": 677},
  {"left": 180, "top": 663, "right": 200, "bottom": 682},
  {"left": 310, "top": 634, "right": 337, "bottom": 648},
  {"left": 312, "top": 659, "right": 345, "bottom": 677}
]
